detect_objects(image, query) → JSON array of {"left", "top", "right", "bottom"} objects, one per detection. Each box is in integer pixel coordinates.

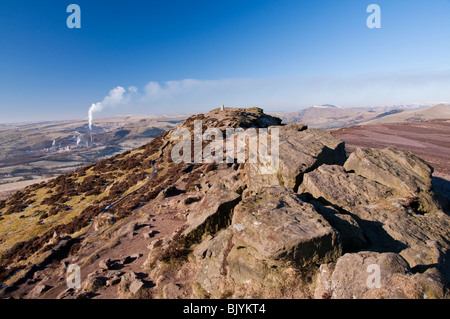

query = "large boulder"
[
  {"left": 299, "top": 163, "right": 450, "bottom": 281},
  {"left": 182, "top": 181, "right": 241, "bottom": 245},
  {"left": 315, "top": 252, "right": 446, "bottom": 299},
  {"left": 299, "top": 164, "right": 403, "bottom": 251},
  {"left": 299, "top": 165, "right": 394, "bottom": 208},
  {"left": 247, "top": 124, "right": 346, "bottom": 193},
  {"left": 231, "top": 186, "right": 342, "bottom": 267},
  {"left": 344, "top": 147, "right": 441, "bottom": 213},
  {"left": 195, "top": 228, "right": 234, "bottom": 298}
]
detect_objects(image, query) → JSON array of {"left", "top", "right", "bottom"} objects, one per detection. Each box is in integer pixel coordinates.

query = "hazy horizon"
[{"left": 2, "top": 101, "right": 450, "bottom": 126}]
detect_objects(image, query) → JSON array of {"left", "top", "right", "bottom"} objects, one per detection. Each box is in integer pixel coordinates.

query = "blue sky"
[{"left": 1, "top": 0, "right": 450, "bottom": 123}]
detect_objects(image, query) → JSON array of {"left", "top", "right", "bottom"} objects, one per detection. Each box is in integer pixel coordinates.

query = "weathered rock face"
[
  {"left": 232, "top": 187, "right": 342, "bottom": 266},
  {"left": 247, "top": 124, "right": 346, "bottom": 193},
  {"left": 215, "top": 188, "right": 342, "bottom": 298},
  {"left": 308, "top": 200, "right": 367, "bottom": 252},
  {"left": 188, "top": 186, "right": 343, "bottom": 298},
  {"left": 344, "top": 147, "right": 441, "bottom": 213},
  {"left": 194, "top": 228, "right": 234, "bottom": 298},
  {"left": 299, "top": 151, "right": 450, "bottom": 288},
  {"left": 183, "top": 181, "right": 241, "bottom": 245},
  {"left": 315, "top": 252, "right": 446, "bottom": 299},
  {"left": 331, "top": 252, "right": 410, "bottom": 299},
  {"left": 299, "top": 165, "right": 394, "bottom": 208}
]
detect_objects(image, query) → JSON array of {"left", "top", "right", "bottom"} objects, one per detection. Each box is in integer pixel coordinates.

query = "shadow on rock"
[{"left": 432, "top": 176, "right": 450, "bottom": 214}]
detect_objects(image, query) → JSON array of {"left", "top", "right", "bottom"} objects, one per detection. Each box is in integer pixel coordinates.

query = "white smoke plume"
[
  {"left": 88, "top": 86, "right": 136, "bottom": 130},
  {"left": 88, "top": 70, "right": 450, "bottom": 120}
]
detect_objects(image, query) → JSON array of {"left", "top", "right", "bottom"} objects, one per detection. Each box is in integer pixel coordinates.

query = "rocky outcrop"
[
  {"left": 247, "top": 124, "right": 346, "bottom": 193},
  {"left": 1, "top": 107, "right": 449, "bottom": 300},
  {"left": 300, "top": 164, "right": 394, "bottom": 207},
  {"left": 206, "top": 186, "right": 343, "bottom": 298},
  {"left": 315, "top": 252, "right": 446, "bottom": 299},
  {"left": 187, "top": 186, "right": 344, "bottom": 298},
  {"left": 183, "top": 181, "right": 241, "bottom": 245},
  {"left": 181, "top": 107, "right": 283, "bottom": 132},
  {"left": 232, "top": 187, "right": 341, "bottom": 266},
  {"left": 195, "top": 228, "right": 234, "bottom": 298},
  {"left": 299, "top": 150, "right": 450, "bottom": 290},
  {"left": 344, "top": 147, "right": 441, "bottom": 213}
]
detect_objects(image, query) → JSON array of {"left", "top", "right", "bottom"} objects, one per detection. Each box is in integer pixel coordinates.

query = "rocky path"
[{"left": 7, "top": 196, "right": 186, "bottom": 299}]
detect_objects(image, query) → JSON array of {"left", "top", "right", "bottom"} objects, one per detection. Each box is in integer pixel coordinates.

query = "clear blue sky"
[{"left": 1, "top": 0, "right": 450, "bottom": 123}]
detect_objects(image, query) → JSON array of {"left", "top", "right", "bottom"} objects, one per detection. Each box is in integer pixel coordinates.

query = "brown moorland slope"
[
  {"left": 362, "top": 104, "right": 450, "bottom": 125},
  {"left": 331, "top": 119, "right": 450, "bottom": 178}
]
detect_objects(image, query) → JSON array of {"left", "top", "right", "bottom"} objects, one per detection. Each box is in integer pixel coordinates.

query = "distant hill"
[
  {"left": 361, "top": 104, "right": 450, "bottom": 125},
  {"left": 311, "top": 104, "right": 338, "bottom": 108},
  {"left": 367, "top": 102, "right": 444, "bottom": 112},
  {"left": 269, "top": 106, "right": 383, "bottom": 129},
  {"left": 269, "top": 103, "right": 450, "bottom": 129}
]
